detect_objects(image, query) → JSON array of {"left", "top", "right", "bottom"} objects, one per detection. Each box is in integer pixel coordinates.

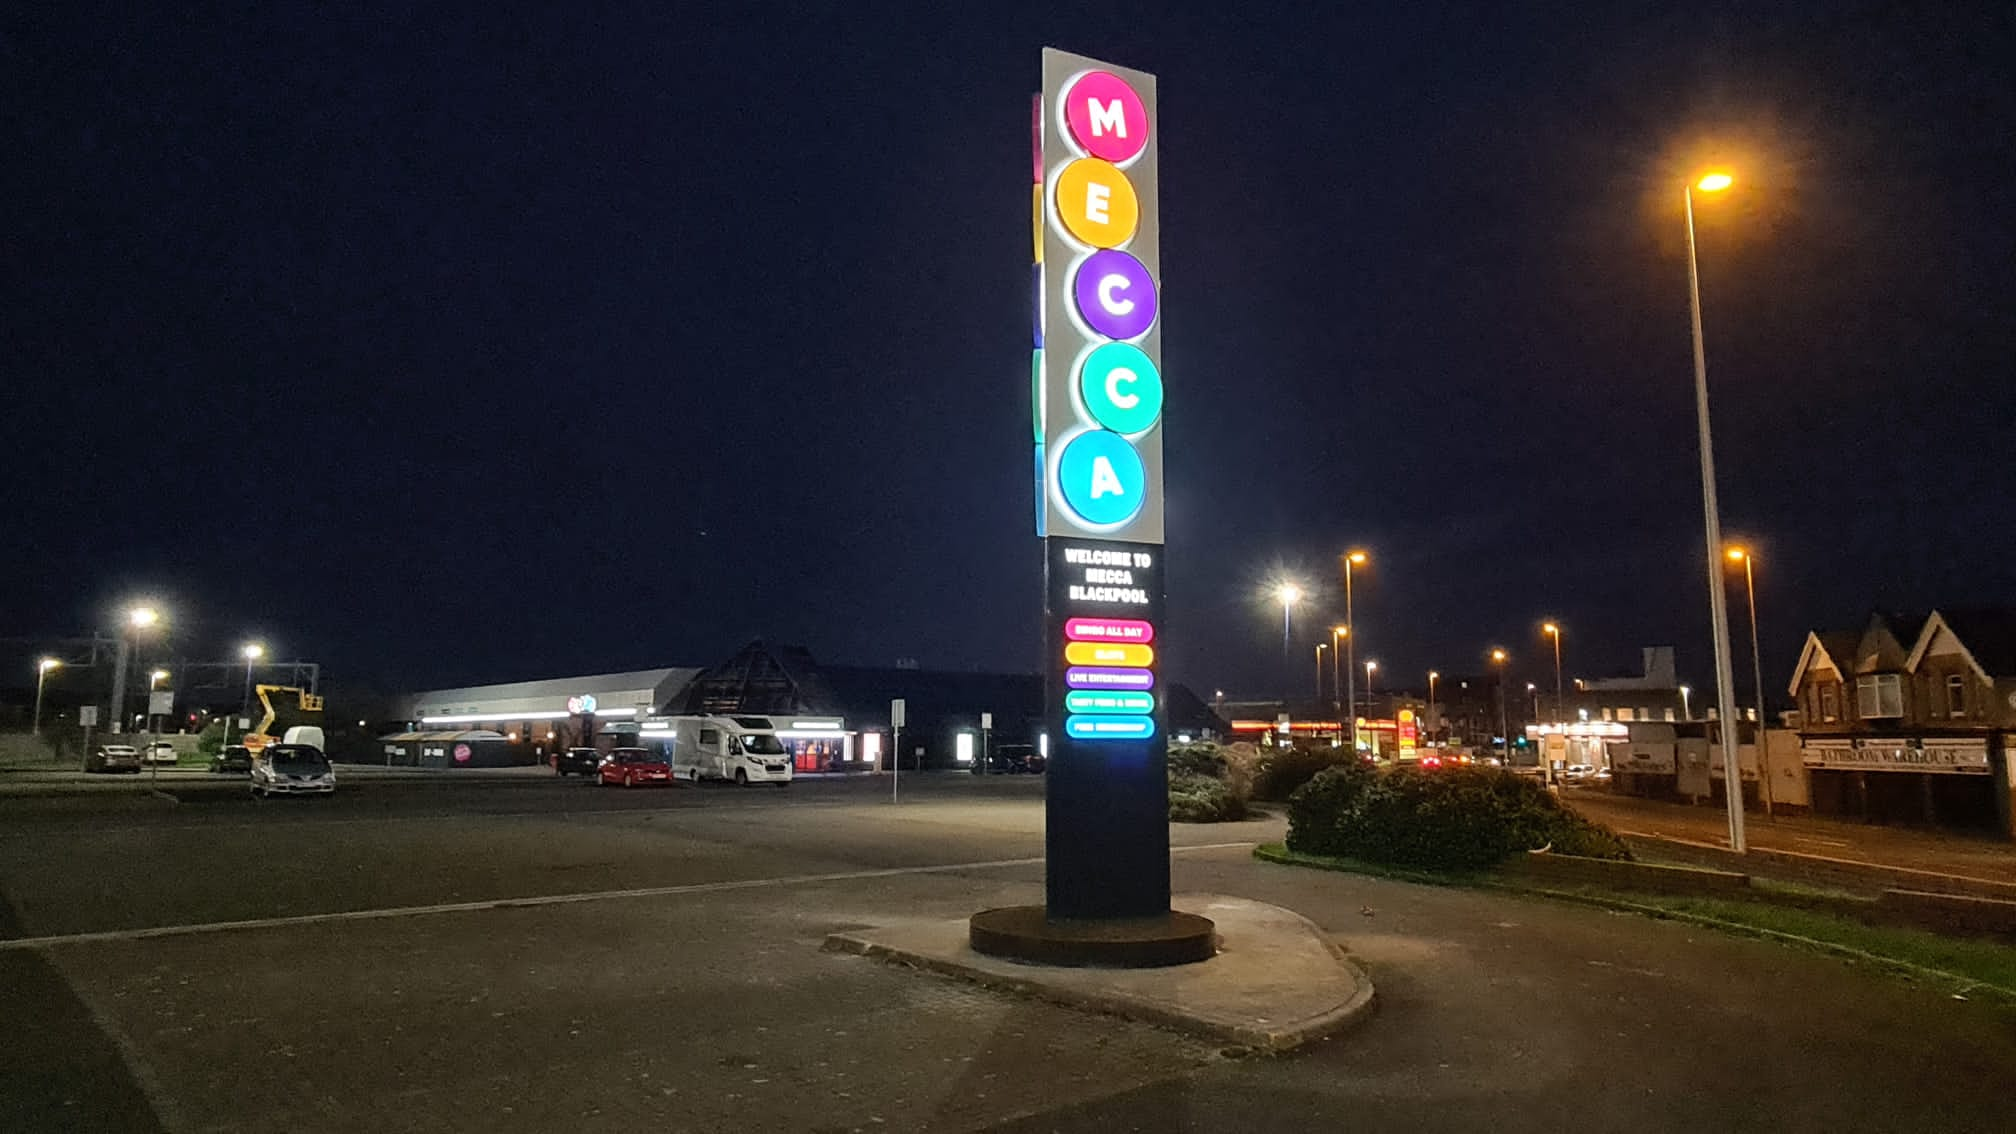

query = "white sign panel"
[
  {"left": 1801, "top": 737, "right": 1991, "bottom": 774},
  {"left": 1608, "top": 740, "right": 1677, "bottom": 774},
  {"left": 148, "top": 690, "right": 174, "bottom": 715},
  {"left": 79, "top": 705, "right": 99, "bottom": 727},
  {"left": 890, "top": 699, "right": 906, "bottom": 728}
]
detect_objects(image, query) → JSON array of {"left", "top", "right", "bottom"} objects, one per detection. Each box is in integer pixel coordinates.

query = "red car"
[{"left": 599, "top": 748, "right": 674, "bottom": 787}]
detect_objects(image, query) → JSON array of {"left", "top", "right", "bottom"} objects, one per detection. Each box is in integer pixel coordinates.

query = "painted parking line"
[{"left": 0, "top": 842, "right": 1258, "bottom": 952}]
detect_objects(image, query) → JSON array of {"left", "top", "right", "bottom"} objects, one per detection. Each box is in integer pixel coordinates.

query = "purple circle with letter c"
[{"left": 1072, "top": 249, "right": 1157, "bottom": 340}]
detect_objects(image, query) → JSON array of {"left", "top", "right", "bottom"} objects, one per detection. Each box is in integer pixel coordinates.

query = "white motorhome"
[{"left": 637, "top": 715, "right": 792, "bottom": 785}]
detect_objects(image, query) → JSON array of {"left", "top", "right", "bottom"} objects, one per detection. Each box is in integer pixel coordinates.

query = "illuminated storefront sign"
[
  {"left": 1801, "top": 738, "right": 1991, "bottom": 774},
  {"left": 1037, "top": 49, "right": 1168, "bottom": 923},
  {"left": 1063, "top": 617, "right": 1155, "bottom": 643},
  {"left": 1064, "top": 690, "right": 1156, "bottom": 714},
  {"left": 565, "top": 694, "right": 598, "bottom": 715},
  {"left": 1063, "top": 641, "right": 1155, "bottom": 667},
  {"left": 1065, "top": 665, "right": 1155, "bottom": 690},
  {"left": 1065, "top": 716, "right": 1155, "bottom": 740}
]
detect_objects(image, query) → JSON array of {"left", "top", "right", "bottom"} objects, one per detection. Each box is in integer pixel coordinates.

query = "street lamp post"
[
  {"left": 1490, "top": 649, "right": 1510, "bottom": 765},
  {"left": 1276, "top": 584, "right": 1302, "bottom": 711},
  {"left": 226, "top": 642, "right": 265, "bottom": 750},
  {"left": 1341, "top": 551, "right": 1368, "bottom": 749},
  {"left": 1542, "top": 622, "right": 1564, "bottom": 723},
  {"left": 33, "top": 658, "right": 61, "bottom": 737},
  {"left": 1427, "top": 670, "right": 1439, "bottom": 745},
  {"left": 1315, "top": 643, "right": 1327, "bottom": 708},
  {"left": 146, "top": 669, "right": 168, "bottom": 779},
  {"left": 148, "top": 667, "right": 170, "bottom": 740},
  {"left": 1685, "top": 170, "right": 1747, "bottom": 853},
  {"left": 1727, "top": 547, "right": 1776, "bottom": 820},
  {"left": 1330, "top": 626, "right": 1347, "bottom": 739},
  {"left": 112, "top": 605, "right": 161, "bottom": 742},
  {"left": 1525, "top": 682, "right": 1541, "bottom": 777}
]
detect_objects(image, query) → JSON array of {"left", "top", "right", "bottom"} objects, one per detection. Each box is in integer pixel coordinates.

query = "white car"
[
  {"left": 251, "top": 744, "right": 337, "bottom": 798},
  {"left": 142, "top": 740, "right": 179, "bottom": 765}
]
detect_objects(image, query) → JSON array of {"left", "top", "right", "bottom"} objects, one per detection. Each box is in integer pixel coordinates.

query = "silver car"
[
  {"left": 87, "top": 745, "right": 142, "bottom": 774},
  {"left": 250, "top": 745, "right": 337, "bottom": 798}
]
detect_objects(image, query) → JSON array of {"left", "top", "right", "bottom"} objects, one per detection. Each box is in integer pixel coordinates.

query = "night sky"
[{"left": 4, "top": 3, "right": 2012, "bottom": 703}]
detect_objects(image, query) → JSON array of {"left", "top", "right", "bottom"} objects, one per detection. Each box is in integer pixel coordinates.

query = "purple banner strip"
[{"left": 1066, "top": 666, "right": 1155, "bottom": 691}]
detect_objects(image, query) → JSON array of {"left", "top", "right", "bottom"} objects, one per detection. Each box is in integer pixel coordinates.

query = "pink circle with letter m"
[{"left": 1064, "top": 71, "right": 1147, "bottom": 164}]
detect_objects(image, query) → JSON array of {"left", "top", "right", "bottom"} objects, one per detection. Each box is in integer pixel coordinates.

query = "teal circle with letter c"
[{"left": 1077, "top": 342, "right": 1163, "bottom": 436}]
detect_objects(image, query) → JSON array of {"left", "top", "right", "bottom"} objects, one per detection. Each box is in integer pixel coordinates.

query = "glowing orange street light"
[
  {"left": 1341, "top": 550, "right": 1370, "bottom": 747},
  {"left": 1685, "top": 166, "right": 1746, "bottom": 852},
  {"left": 1488, "top": 649, "right": 1510, "bottom": 764},
  {"left": 1725, "top": 544, "right": 1775, "bottom": 818},
  {"left": 1541, "top": 621, "right": 1564, "bottom": 724},
  {"left": 33, "top": 658, "right": 61, "bottom": 736},
  {"left": 1329, "top": 625, "right": 1348, "bottom": 731}
]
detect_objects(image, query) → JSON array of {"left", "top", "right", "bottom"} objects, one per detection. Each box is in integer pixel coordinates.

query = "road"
[
  {"left": 1561, "top": 786, "right": 2016, "bottom": 882},
  {"left": 2, "top": 773, "right": 2011, "bottom": 1132}
]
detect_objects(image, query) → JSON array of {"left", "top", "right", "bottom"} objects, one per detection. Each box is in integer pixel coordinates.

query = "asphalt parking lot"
[{"left": 3, "top": 773, "right": 2013, "bottom": 1132}]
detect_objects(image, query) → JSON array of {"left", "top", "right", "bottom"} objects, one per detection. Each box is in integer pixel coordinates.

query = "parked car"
[
  {"left": 598, "top": 747, "right": 675, "bottom": 788},
  {"left": 142, "top": 740, "right": 179, "bottom": 765},
  {"left": 86, "top": 744, "right": 142, "bottom": 774},
  {"left": 552, "top": 747, "right": 604, "bottom": 777},
  {"left": 984, "top": 744, "right": 1044, "bottom": 774},
  {"left": 250, "top": 744, "right": 336, "bottom": 798},
  {"left": 210, "top": 745, "right": 253, "bottom": 774}
]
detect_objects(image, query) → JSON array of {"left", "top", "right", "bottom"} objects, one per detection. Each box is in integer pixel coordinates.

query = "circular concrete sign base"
[{"left": 969, "top": 905, "right": 1217, "bottom": 967}]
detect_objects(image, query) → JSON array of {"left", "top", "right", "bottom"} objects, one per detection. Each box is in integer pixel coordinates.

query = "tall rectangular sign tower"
[{"left": 1035, "top": 48, "right": 1168, "bottom": 920}]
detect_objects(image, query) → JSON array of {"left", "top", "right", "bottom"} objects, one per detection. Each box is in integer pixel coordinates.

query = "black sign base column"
[{"left": 967, "top": 538, "right": 1215, "bottom": 968}]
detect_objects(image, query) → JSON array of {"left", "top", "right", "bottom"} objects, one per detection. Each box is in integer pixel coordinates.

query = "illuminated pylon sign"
[
  {"left": 1036, "top": 57, "right": 1162, "bottom": 543},
  {"left": 1036, "top": 48, "right": 1170, "bottom": 923},
  {"left": 1038, "top": 50, "right": 1164, "bottom": 748}
]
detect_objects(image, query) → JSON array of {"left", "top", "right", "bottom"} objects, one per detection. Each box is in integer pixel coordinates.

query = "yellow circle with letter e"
[{"left": 1054, "top": 158, "right": 1139, "bottom": 249}]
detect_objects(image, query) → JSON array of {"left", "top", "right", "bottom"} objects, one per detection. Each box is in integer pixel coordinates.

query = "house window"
[
  {"left": 1600, "top": 708, "right": 1613, "bottom": 722},
  {"left": 1664, "top": 707, "right": 1676, "bottom": 722},
  {"left": 1819, "top": 684, "right": 1839, "bottom": 723},
  {"left": 1946, "top": 674, "right": 1967, "bottom": 718},
  {"left": 1617, "top": 707, "right": 1635, "bottom": 722},
  {"left": 1855, "top": 674, "right": 1903, "bottom": 719}
]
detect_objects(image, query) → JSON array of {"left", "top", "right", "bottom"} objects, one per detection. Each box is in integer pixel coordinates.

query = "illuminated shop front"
[
  {"left": 1525, "top": 721, "right": 1628, "bottom": 770},
  {"left": 772, "top": 719, "right": 854, "bottom": 772},
  {"left": 396, "top": 639, "right": 1224, "bottom": 773}
]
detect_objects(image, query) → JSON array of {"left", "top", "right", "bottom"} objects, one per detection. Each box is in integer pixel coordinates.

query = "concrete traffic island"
[{"left": 825, "top": 894, "right": 1375, "bottom": 1052}]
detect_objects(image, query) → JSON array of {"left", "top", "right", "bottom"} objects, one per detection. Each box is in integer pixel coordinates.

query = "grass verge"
[{"left": 1256, "top": 843, "right": 2016, "bottom": 1004}]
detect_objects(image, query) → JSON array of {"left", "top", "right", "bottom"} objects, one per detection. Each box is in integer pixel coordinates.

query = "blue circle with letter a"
[{"left": 1056, "top": 429, "right": 1146, "bottom": 529}]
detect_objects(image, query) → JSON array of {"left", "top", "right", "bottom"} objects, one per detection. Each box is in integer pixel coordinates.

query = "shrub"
[
  {"left": 1286, "top": 765, "right": 1630, "bottom": 871},
  {"left": 1168, "top": 772, "right": 1248, "bottom": 823},
  {"left": 1252, "top": 745, "right": 1347, "bottom": 801},
  {"left": 1167, "top": 742, "right": 1228, "bottom": 780},
  {"left": 1283, "top": 761, "right": 1379, "bottom": 855},
  {"left": 1219, "top": 742, "right": 1260, "bottom": 802},
  {"left": 196, "top": 721, "right": 227, "bottom": 757}
]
